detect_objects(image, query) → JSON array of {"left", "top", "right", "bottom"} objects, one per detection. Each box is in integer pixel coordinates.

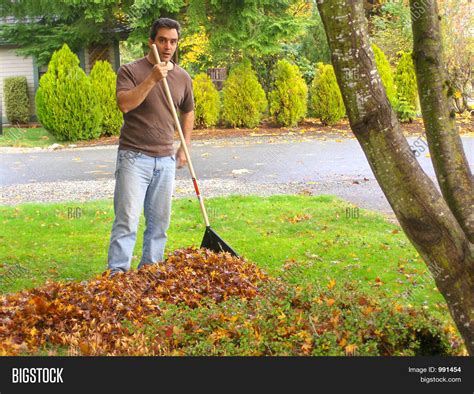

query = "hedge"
[
  {"left": 395, "top": 51, "right": 419, "bottom": 122},
  {"left": 222, "top": 61, "right": 267, "bottom": 128},
  {"left": 193, "top": 73, "right": 220, "bottom": 128},
  {"left": 36, "top": 44, "right": 102, "bottom": 141},
  {"left": 372, "top": 43, "right": 397, "bottom": 108},
  {"left": 4, "top": 76, "right": 30, "bottom": 124},
  {"left": 90, "top": 60, "right": 123, "bottom": 136},
  {"left": 269, "top": 59, "right": 308, "bottom": 127},
  {"left": 310, "top": 63, "right": 346, "bottom": 125}
]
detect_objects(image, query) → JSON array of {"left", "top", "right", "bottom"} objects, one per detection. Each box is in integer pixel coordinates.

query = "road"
[
  {"left": 2, "top": 136, "right": 472, "bottom": 185},
  {"left": 1, "top": 135, "right": 472, "bottom": 214}
]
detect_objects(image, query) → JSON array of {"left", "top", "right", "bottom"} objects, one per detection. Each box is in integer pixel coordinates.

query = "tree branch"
[{"left": 409, "top": 0, "right": 474, "bottom": 242}]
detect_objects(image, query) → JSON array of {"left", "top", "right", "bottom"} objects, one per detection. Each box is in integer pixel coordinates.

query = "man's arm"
[
  {"left": 176, "top": 110, "right": 194, "bottom": 168},
  {"left": 117, "top": 63, "right": 169, "bottom": 114}
]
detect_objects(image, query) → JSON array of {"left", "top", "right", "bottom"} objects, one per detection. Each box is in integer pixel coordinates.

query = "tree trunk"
[
  {"left": 316, "top": 0, "right": 474, "bottom": 354},
  {"left": 410, "top": 0, "right": 474, "bottom": 243}
]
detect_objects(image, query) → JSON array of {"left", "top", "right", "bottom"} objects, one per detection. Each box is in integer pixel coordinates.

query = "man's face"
[{"left": 149, "top": 27, "right": 179, "bottom": 63}]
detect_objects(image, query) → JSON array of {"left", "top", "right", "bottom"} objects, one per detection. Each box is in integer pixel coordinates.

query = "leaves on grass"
[
  {"left": 327, "top": 279, "right": 336, "bottom": 290},
  {"left": 286, "top": 214, "right": 313, "bottom": 224}
]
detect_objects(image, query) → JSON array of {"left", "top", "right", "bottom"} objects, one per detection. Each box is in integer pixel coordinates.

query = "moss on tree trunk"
[{"left": 410, "top": 0, "right": 474, "bottom": 243}]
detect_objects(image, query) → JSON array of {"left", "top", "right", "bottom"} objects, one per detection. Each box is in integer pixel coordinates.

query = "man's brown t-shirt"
[{"left": 116, "top": 57, "right": 194, "bottom": 157}]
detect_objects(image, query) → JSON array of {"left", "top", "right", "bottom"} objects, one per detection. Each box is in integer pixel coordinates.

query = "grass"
[
  {"left": 0, "top": 195, "right": 450, "bottom": 322},
  {"left": 0, "top": 127, "right": 57, "bottom": 147}
]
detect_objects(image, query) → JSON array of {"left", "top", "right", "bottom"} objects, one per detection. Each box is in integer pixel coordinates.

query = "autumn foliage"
[
  {"left": 0, "top": 248, "right": 266, "bottom": 356},
  {"left": 0, "top": 248, "right": 464, "bottom": 356}
]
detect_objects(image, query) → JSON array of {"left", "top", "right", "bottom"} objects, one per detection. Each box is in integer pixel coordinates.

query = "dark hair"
[{"left": 149, "top": 18, "right": 181, "bottom": 40}]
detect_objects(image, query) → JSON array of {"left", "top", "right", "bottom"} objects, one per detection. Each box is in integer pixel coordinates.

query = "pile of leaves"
[{"left": 0, "top": 248, "right": 268, "bottom": 355}]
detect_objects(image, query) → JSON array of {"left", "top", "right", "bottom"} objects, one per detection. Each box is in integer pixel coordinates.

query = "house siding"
[{"left": 0, "top": 47, "right": 35, "bottom": 124}]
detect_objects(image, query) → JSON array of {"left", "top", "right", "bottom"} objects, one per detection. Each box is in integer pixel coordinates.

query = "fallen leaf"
[
  {"left": 345, "top": 344, "right": 358, "bottom": 355},
  {"left": 325, "top": 298, "right": 335, "bottom": 306},
  {"left": 232, "top": 169, "right": 250, "bottom": 175},
  {"left": 327, "top": 279, "right": 336, "bottom": 290}
]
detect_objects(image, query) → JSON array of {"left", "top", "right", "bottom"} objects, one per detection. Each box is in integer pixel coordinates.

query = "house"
[{"left": 0, "top": 18, "right": 123, "bottom": 125}]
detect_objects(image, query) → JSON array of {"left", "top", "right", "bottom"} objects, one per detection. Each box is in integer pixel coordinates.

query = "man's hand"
[
  {"left": 150, "top": 62, "right": 169, "bottom": 83},
  {"left": 116, "top": 61, "right": 170, "bottom": 114},
  {"left": 176, "top": 144, "right": 188, "bottom": 169}
]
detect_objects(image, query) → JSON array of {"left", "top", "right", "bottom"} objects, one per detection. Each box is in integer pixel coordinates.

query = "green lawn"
[
  {"left": 0, "top": 195, "right": 448, "bottom": 321},
  {"left": 0, "top": 127, "right": 57, "bottom": 147}
]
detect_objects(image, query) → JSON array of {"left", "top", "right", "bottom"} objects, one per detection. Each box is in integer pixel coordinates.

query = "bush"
[
  {"left": 372, "top": 43, "right": 397, "bottom": 107},
  {"left": 36, "top": 44, "right": 102, "bottom": 141},
  {"left": 192, "top": 73, "right": 220, "bottom": 128},
  {"left": 134, "top": 279, "right": 463, "bottom": 356},
  {"left": 222, "top": 61, "right": 267, "bottom": 128},
  {"left": 90, "top": 60, "right": 122, "bottom": 136},
  {"left": 269, "top": 60, "right": 308, "bottom": 127},
  {"left": 395, "top": 51, "right": 419, "bottom": 122},
  {"left": 310, "top": 63, "right": 346, "bottom": 125},
  {"left": 396, "top": 97, "right": 417, "bottom": 123},
  {"left": 3, "top": 76, "right": 30, "bottom": 124}
]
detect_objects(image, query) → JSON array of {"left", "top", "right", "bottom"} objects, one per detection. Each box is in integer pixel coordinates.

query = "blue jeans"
[{"left": 107, "top": 149, "right": 176, "bottom": 273}]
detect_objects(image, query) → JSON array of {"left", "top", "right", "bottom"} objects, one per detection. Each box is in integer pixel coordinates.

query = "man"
[{"left": 107, "top": 18, "right": 194, "bottom": 274}]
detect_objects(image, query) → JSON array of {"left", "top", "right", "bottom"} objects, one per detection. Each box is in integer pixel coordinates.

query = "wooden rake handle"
[{"left": 150, "top": 44, "right": 210, "bottom": 227}]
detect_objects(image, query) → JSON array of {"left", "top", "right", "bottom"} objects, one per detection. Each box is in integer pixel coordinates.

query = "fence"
[{"left": 207, "top": 67, "right": 227, "bottom": 91}]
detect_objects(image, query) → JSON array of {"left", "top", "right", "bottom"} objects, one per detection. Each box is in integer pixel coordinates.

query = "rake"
[{"left": 151, "top": 44, "right": 239, "bottom": 257}]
